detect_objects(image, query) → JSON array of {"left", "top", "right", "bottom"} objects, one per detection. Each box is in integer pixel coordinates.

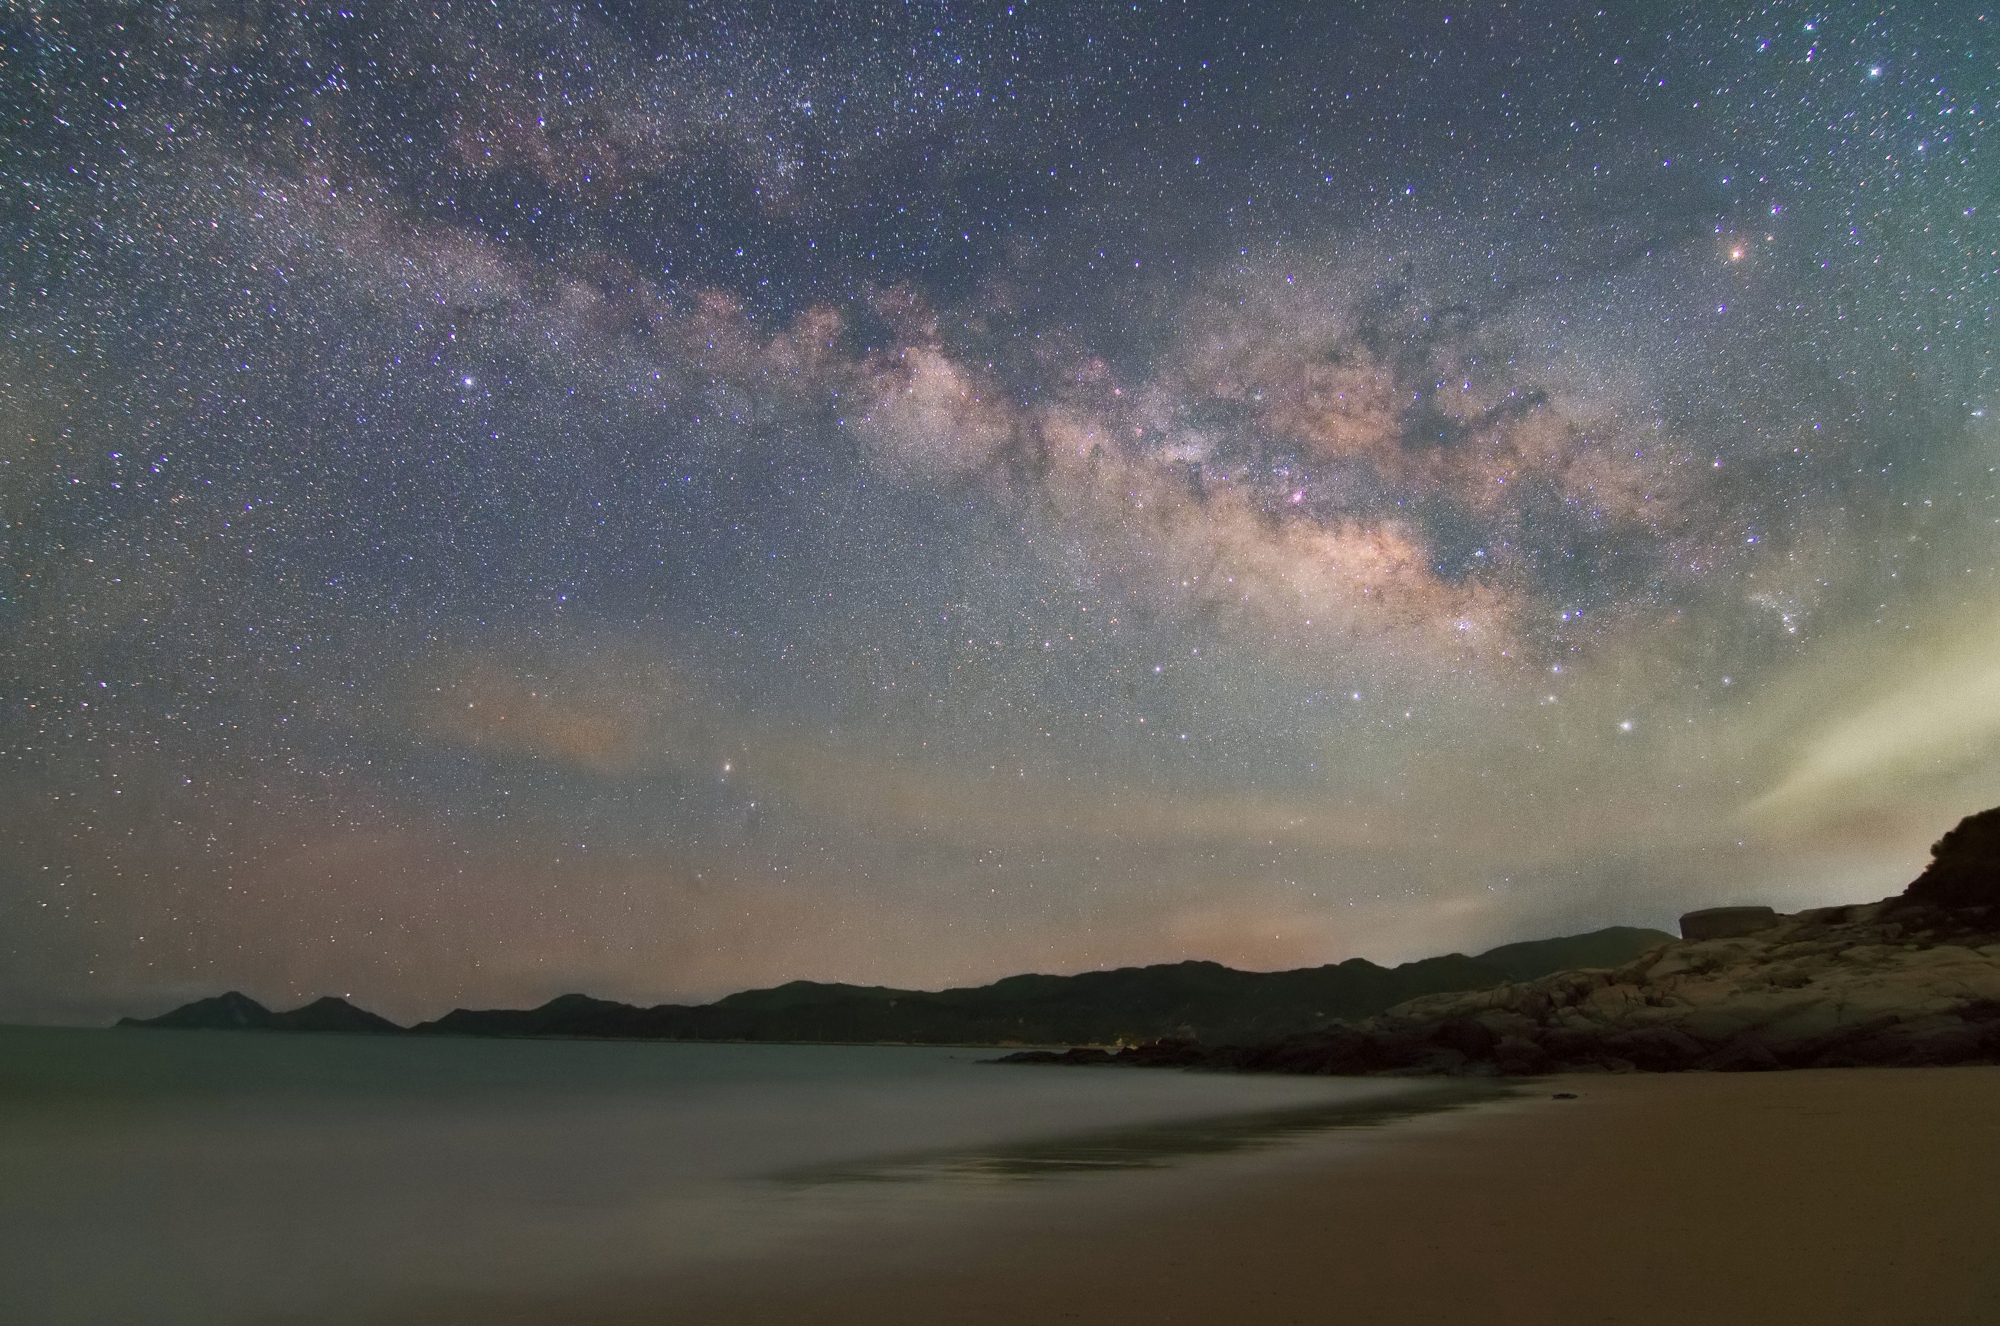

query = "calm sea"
[{"left": 0, "top": 1025, "right": 1480, "bottom": 1324}]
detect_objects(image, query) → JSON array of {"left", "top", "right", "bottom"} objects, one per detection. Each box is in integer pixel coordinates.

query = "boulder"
[
  {"left": 1704, "top": 1034, "right": 1781, "bottom": 1072},
  {"left": 1679, "top": 906, "right": 1778, "bottom": 941},
  {"left": 1492, "top": 1035, "right": 1552, "bottom": 1075}
]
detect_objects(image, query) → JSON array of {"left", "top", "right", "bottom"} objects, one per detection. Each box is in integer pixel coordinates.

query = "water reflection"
[{"left": 781, "top": 1079, "right": 1509, "bottom": 1184}]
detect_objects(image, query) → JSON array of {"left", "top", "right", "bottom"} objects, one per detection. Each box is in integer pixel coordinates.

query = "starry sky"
[{"left": 3, "top": 0, "right": 1995, "bottom": 1025}]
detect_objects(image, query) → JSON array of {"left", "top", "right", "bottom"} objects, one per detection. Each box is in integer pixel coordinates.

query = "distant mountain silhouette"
[
  {"left": 120, "top": 991, "right": 278, "bottom": 1031},
  {"left": 118, "top": 993, "right": 400, "bottom": 1034},
  {"left": 117, "top": 926, "right": 1669, "bottom": 1046},
  {"left": 271, "top": 995, "right": 406, "bottom": 1034}
]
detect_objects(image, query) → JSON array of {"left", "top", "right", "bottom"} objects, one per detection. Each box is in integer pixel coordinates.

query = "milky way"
[{"left": 3, "top": 1, "right": 1995, "bottom": 1023}]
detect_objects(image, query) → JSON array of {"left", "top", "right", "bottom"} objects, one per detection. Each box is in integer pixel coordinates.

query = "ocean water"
[{"left": 0, "top": 1025, "right": 1482, "bottom": 1324}]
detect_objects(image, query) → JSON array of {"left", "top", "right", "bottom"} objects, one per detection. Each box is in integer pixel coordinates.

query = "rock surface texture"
[{"left": 1005, "top": 808, "right": 2000, "bottom": 1075}]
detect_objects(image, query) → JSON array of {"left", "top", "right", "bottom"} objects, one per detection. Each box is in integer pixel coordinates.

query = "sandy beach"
[
  {"left": 20, "top": 1029, "right": 1996, "bottom": 1326},
  {"left": 650, "top": 1067, "right": 2000, "bottom": 1326}
]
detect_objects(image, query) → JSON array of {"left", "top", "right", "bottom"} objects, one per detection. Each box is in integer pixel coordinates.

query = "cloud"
[
  {"left": 409, "top": 644, "right": 734, "bottom": 780},
  {"left": 408, "top": 636, "right": 1416, "bottom": 852},
  {"left": 1746, "top": 616, "right": 2000, "bottom": 827}
]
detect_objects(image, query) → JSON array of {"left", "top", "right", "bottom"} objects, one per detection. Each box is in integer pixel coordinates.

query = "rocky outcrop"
[
  {"left": 1002, "top": 807, "right": 2000, "bottom": 1075},
  {"left": 1006, "top": 903, "right": 2000, "bottom": 1074}
]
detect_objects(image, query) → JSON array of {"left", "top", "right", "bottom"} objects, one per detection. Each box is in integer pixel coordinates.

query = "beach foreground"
[{"left": 646, "top": 1067, "right": 2000, "bottom": 1326}]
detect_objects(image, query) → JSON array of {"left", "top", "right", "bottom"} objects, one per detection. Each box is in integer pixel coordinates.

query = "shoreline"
[{"left": 518, "top": 1066, "right": 2000, "bottom": 1326}]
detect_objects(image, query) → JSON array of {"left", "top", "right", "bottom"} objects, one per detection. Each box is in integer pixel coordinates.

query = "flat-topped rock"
[{"left": 1679, "top": 906, "right": 1778, "bottom": 941}]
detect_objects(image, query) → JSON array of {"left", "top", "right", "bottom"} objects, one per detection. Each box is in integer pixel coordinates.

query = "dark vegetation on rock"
[
  {"left": 117, "top": 927, "right": 1669, "bottom": 1046},
  {"left": 1001, "top": 806, "right": 2000, "bottom": 1075},
  {"left": 1904, "top": 805, "right": 2000, "bottom": 911}
]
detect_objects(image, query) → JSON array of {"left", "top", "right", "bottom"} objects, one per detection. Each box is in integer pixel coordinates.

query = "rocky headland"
[{"left": 1004, "top": 806, "right": 2000, "bottom": 1075}]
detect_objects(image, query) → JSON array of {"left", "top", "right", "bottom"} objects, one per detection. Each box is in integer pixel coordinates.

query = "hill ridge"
[{"left": 117, "top": 926, "right": 1670, "bottom": 1047}]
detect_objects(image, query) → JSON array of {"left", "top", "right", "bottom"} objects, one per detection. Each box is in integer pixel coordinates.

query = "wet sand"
[{"left": 663, "top": 1066, "right": 2000, "bottom": 1326}]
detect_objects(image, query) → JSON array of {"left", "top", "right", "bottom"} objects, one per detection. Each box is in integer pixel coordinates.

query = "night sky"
[{"left": 3, "top": 1, "right": 1995, "bottom": 1025}]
